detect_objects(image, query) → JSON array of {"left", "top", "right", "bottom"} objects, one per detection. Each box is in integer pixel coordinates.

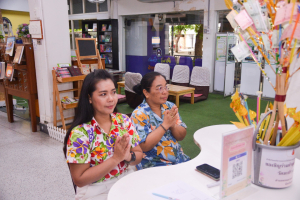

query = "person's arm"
[
  {"left": 132, "top": 110, "right": 177, "bottom": 152},
  {"left": 127, "top": 145, "right": 143, "bottom": 165},
  {"left": 138, "top": 124, "right": 168, "bottom": 152},
  {"left": 169, "top": 122, "right": 187, "bottom": 141},
  {"left": 69, "top": 135, "right": 131, "bottom": 187}
]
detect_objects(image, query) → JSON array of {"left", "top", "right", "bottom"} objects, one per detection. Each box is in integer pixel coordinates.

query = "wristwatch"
[{"left": 125, "top": 151, "right": 136, "bottom": 164}]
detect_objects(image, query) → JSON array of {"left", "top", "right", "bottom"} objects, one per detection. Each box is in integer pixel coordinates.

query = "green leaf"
[{"left": 70, "top": 132, "right": 83, "bottom": 142}]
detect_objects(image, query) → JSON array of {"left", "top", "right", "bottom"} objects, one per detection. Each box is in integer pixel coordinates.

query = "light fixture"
[{"left": 88, "top": 0, "right": 106, "bottom": 3}]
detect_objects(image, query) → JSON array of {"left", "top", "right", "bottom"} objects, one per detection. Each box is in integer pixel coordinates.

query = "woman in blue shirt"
[{"left": 131, "top": 72, "right": 190, "bottom": 169}]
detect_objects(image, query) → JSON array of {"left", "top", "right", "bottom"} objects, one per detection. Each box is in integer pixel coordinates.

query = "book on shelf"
[
  {"left": 90, "top": 64, "right": 98, "bottom": 72},
  {"left": 55, "top": 67, "right": 72, "bottom": 78},
  {"left": 93, "top": 23, "right": 97, "bottom": 31},
  {"left": 6, "top": 63, "right": 14, "bottom": 81},
  {"left": 101, "top": 24, "right": 107, "bottom": 31},
  {"left": 100, "top": 35, "right": 105, "bottom": 42},
  {"left": 81, "top": 64, "right": 90, "bottom": 75},
  {"left": 105, "top": 34, "right": 111, "bottom": 42},
  {"left": 100, "top": 44, "right": 104, "bottom": 53},
  {"left": 61, "top": 96, "right": 78, "bottom": 104},
  {"left": 85, "top": 24, "right": 88, "bottom": 32},
  {"left": 13, "top": 46, "right": 24, "bottom": 64},
  {"left": 0, "top": 62, "right": 5, "bottom": 79},
  {"left": 68, "top": 66, "right": 83, "bottom": 76},
  {"left": 107, "top": 24, "right": 112, "bottom": 31},
  {"left": 5, "top": 37, "right": 15, "bottom": 56},
  {"left": 104, "top": 46, "right": 112, "bottom": 52},
  {"left": 57, "top": 63, "right": 71, "bottom": 68}
]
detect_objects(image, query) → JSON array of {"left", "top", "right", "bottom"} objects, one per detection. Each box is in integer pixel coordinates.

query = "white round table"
[{"left": 108, "top": 125, "right": 300, "bottom": 200}]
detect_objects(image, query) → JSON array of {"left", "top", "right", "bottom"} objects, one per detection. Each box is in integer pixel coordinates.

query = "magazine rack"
[{"left": 52, "top": 70, "right": 86, "bottom": 130}]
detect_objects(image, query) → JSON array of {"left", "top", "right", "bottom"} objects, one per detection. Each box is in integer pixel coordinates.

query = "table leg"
[
  {"left": 176, "top": 95, "right": 179, "bottom": 108},
  {"left": 191, "top": 91, "right": 194, "bottom": 104},
  {"left": 29, "top": 95, "right": 37, "bottom": 132},
  {"left": 118, "top": 85, "right": 121, "bottom": 94},
  {"left": 5, "top": 92, "right": 14, "bottom": 123}
]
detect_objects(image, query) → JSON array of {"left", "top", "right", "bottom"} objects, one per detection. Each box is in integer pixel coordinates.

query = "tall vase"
[{"left": 22, "top": 36, "right": 32, "bottom": 44}]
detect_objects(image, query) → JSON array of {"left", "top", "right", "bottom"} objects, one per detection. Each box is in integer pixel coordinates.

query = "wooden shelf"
[
  {"left": 59, "top": 88, "right": 79, "bottom": 93},
  {"left": 13, "top": 64, "right": 27, "bottom": 71},
  {"left": 53, "top": 70, "right": 83, "bottom": 130},
  {"left": 57, "top": 75, "right": 86, "bottom": 83},
  {"left": 62, "top": 102, "right": 78, "bottom": 109}
]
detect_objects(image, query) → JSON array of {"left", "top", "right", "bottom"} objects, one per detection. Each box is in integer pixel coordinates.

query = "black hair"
[
  {"left": 133, "top": 71, "right": 166, "bottom": 98},
  {"left": 63, "top": 69, "right": 117, "bottom": 156}
]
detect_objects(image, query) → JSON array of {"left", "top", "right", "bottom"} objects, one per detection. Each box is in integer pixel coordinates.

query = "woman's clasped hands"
[
  {"left": 162, "top": 106, "right": 179, "bottom": 130},
  {"left": 113, "top": 133, "right": 131, "bottom": 162}
]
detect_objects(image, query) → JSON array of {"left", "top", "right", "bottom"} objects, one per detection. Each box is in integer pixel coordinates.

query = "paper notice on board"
[
  {"left": 231, "top": 41, "right": 251, "bottom": 62},
  {"left": 234, "top": 10, "right": 254, "bottom": 30},
  {"left": 259, "top": 148, "right": 296, "bottom": 188}
]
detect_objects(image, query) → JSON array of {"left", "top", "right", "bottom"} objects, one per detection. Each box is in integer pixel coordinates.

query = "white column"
[
  {"left": 28, "top": 0, "right": 71, "bottom": 124},
  {"left": 202, "top": 0, "right": 217, "bottom": 93}
]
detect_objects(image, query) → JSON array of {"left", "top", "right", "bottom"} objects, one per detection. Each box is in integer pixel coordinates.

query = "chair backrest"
[
  {"left": 154, "top": 63, "right": 170, "bottom": 80},
  {"left": 162, "top": 55, "right": 176, "bottom": 79},
  {"left": 190, "top": 66, "right": 210, "bottom": 86},
  {"left": 194, "top": 58, "right": 202, "bottom": 67},
  {"left": 125, "top": 72, "right": 142, "bottom": 93},
  {"left": 179, "top": 56, "right": 193, "bottom": 75},
  {"left": 171, "top": 65, "right": 190, "bottom": 83}
]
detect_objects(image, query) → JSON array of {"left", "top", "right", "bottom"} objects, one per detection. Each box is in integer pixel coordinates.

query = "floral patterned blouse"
[
  {"left": 66, "top": 113, "right": 140, "bottom": 183},
  {"left": 131, "top": 100, "right": 190, "bottom": 169}
]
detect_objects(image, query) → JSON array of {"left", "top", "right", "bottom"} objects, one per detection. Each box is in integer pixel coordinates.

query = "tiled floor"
[{"left": 0, "top": 111, "right": 74, "bottom": 200}]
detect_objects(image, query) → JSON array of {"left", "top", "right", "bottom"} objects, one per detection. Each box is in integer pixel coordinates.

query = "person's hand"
[
  {"left": 113, "top": 133, "right": 131, "bottom": 163},
  {"left": 162, "top": 106, "right": 178, "bottom": 129}
]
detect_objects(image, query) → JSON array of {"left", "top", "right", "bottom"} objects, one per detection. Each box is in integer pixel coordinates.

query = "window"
[
  {"left": 72, "top": 0, "right": 83, "bottom": 14},
  {"left": 217, "top": 11, "right": 234, "bottom": 33},
  {"left": 99, "top": 1, "right": 108, "bottom": 12},
  {"left": 68, "top": 0, "right": 108, "bottom": 50},
  {"left": 85, "top": 0, "right": 97, "bottom": 13}
]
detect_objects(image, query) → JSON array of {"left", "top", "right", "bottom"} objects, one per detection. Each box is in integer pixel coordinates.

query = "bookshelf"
[
  {"left": 82, "top": 19, "right": 119, "bottom": 70},
  {"left": 52, "top": 70, "right": 86, "bottom": 130},
  {"left": 0, "top": 43, "right": 38, "bottom": 132}
]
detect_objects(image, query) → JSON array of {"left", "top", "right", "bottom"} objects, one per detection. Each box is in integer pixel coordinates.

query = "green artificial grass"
[{"left": 117, "top": 91, "right": 269, "bottom": 159}]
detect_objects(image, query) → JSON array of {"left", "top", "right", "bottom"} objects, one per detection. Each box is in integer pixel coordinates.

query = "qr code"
[{"left": 232, "top": 161, "right": 243, "bottom": 179}]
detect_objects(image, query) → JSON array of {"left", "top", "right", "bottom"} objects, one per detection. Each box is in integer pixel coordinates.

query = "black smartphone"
[{"left": 196, "top": 164, "right": 220, "bottom": 181}]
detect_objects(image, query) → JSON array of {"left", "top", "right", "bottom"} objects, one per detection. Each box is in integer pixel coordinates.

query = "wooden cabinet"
[{"left": 0, "top": 43, "right": 38, "bottom": 132}]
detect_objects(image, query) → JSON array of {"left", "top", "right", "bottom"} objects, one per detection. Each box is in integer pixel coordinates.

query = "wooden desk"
[
  {"left": 108, "top": 125, "right": 300, "bottom": 200},
  {"left": 117, "top": 81, "right": 125, "bottom": 94},
  {"left": 168, "top": 84, "right": 195, "bottom": 107}
]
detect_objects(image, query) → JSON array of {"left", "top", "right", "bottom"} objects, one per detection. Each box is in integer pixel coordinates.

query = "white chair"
[
  {"left": 154, "top": 63, "right": 170, "bottom": 81},
  {"left": 124, "top": 72, "right": 143, "bottom": 108},
  {"left": 180, "top": 66, "right": 210, "bottom": 102},
  {"left": 171, "top": 65, "right": 190, "bottom": 86}
]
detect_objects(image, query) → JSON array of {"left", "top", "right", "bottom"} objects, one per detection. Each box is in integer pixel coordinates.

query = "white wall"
[
  {"left": 0, "top": 0, "right": 29, "bottom": 12},
  {"left": 28, "top": 0, "right": 72, "bottom": 124}
]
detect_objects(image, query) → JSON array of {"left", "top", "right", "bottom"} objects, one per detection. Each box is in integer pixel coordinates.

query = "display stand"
[
  {"left": 213, "top": 33, "right": 237, "bottom": 97},
  {"left": 1, "top": 44, "right": 38, "bottom": 132},
  {"left": 52, "top": 70, "right": 86, "bottom": 130},
  {"left": 75, "top": 38, "right": 104, "bottom": 74}
]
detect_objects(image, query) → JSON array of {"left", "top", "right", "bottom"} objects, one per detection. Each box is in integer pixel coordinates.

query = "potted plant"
[{"left": 16, "top": 23, "right": 31, "bottom": 44}]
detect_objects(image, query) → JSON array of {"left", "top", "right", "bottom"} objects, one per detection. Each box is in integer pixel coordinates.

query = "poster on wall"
[{"left": 216, "top": 36, "right": 227, "bottom": 61}]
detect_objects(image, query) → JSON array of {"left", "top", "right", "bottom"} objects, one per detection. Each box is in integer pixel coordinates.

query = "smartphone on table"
[{"left": 196, "top": 163, "right": 220, "bottom": 181}]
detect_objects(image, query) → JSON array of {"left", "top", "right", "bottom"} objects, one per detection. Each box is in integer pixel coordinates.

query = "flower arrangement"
[{"left": 16, "top": 23, "right": 30, "bottom": 38}]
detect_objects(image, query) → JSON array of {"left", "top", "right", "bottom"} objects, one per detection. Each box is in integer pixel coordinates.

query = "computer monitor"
[{"left": 152, "top": 36, "right": 160, "bottom": 45}]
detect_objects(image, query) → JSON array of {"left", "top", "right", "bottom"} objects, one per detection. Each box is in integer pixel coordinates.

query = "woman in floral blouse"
[
  {"left": 131, "top": 72, "right": 190, "bottom": 169},
  {"left": 63, "top": 70, "right": 142, "bottom": 200}
]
